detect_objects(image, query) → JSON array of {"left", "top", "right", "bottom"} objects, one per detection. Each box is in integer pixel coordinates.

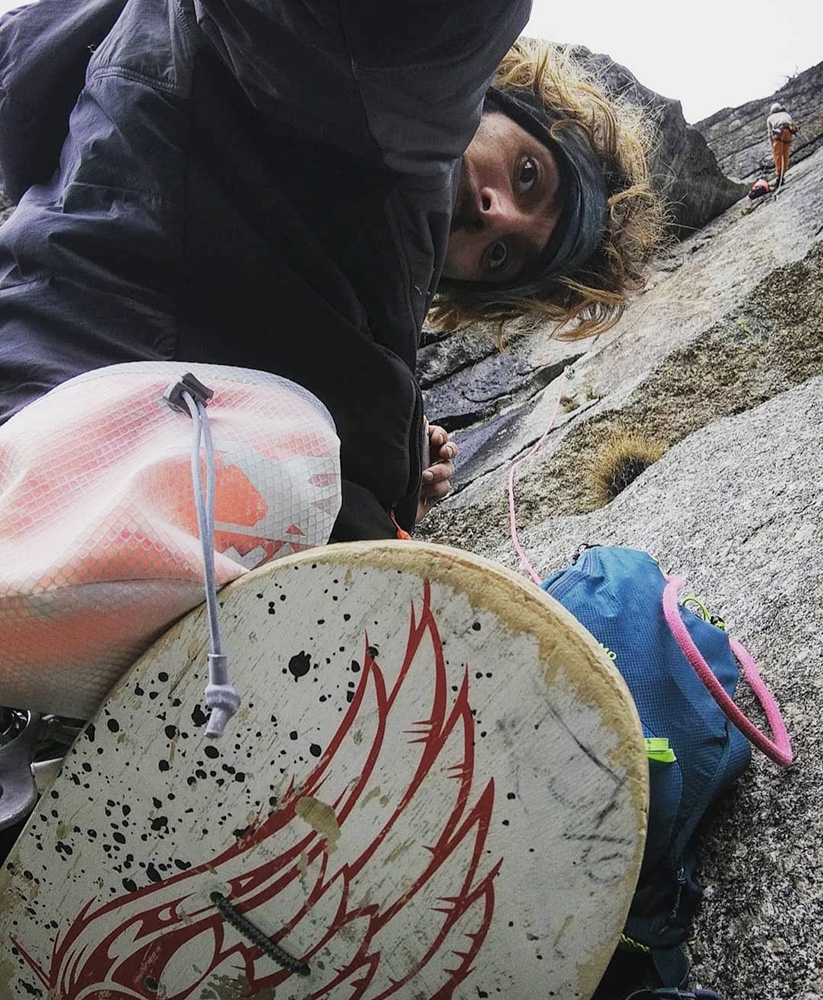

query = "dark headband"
[{"left": 442, "top": 86, "right": 610, "bottom": 299}]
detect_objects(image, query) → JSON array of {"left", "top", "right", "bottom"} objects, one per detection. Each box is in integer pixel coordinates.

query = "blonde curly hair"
[{"left": 428, "top": 39, "right": 670, "bottom": 341}]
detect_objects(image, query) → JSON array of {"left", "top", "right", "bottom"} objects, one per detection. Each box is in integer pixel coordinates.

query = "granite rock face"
[
  {"left": 568, "top": 46, "right": 748, "bottom": 238},
  {"left": 420, "top": 139, "right": 822, "bottom": 518},
  {"left": 491, "top": 377, "right": 823, "bottom": 1000},
  {"left": 695, "top": 60, "right": 823, "bottom": 185},
  {"left": 417, "top": 132, "right": 823, "bottom": 999}
]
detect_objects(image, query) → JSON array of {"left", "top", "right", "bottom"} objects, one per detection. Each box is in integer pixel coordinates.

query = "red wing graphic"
[{"left": 14, "top": 582, "right": 500, "bottom": 999}]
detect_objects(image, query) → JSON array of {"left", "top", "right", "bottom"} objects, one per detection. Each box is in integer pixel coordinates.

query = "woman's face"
[{"left": 443, "top": 111, "right": 564, "bottom": 284}]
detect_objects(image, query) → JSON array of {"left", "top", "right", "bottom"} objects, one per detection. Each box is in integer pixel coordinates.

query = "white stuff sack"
[{"left": 0, "top": 362, "right": 341, "bottom": 719}]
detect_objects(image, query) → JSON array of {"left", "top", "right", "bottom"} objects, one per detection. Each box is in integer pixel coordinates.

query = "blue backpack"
[{"left": 541, "top": 545, "right": 791, "bottom": 998}]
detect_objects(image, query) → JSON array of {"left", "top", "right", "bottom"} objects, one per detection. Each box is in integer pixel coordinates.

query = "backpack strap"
[{"left": 662, "top": 575, "right": 793, "bottom": 766}]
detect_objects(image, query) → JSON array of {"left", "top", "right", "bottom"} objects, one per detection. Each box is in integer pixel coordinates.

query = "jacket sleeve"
[
  {"left": 0, "top": 0, "right": 128, "bottom": 201},
  {"left": 191, "top": 0, "right": 531, "bottom": 177}
]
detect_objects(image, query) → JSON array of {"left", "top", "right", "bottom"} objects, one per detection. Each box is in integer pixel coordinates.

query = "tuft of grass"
[{"left": 587, "top": 430, "right": 667, "bottom": 507}]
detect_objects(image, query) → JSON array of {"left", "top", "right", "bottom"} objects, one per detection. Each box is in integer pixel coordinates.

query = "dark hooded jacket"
[{"left": 0, "top": 0, "right": 529, "bottom": 539}]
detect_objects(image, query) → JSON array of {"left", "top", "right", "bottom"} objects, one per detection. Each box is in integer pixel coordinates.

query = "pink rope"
[
  {"left": 507, "top": 374, "right": 567, "bottom": 584},
  {"left": 662, "top": 575, "right": 793, "bottom": 766}
]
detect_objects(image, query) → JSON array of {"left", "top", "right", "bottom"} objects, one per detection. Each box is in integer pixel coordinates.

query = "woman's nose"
[{"left": 478, "top": 186, "right": 523, "bottom": 231}]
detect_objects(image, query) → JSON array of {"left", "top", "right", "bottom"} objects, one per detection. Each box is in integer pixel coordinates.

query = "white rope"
[{"left": 168, "top": 377, "right": 240, "bottom": 739}]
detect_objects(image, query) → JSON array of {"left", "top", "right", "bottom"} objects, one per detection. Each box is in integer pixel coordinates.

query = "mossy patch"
[{"left": 587, "top": 431, "right": 667, "bottom": 506}]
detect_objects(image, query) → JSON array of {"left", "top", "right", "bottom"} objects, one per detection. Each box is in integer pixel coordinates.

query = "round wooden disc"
[{"left": 0, "top": 540, "right": 647, "bottom": 999}]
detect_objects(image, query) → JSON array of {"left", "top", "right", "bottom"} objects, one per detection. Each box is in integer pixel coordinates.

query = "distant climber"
[{"left": 766, "top": 101, "right": 798, "bottom": 187}]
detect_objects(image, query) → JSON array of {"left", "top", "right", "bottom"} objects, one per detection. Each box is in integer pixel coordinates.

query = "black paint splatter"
[{"left": 288, "top": 652, "right": 311, "bottom": 679}]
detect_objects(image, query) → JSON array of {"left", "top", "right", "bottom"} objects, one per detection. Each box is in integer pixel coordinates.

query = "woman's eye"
[
  {"left": 517, "top": 157, "right": 539, "bottom": 193},
  {"left": 486, "top": 241, "right": 508, "bottom": 272}
]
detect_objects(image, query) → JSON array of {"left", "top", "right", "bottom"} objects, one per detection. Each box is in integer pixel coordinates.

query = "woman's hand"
[{"left": 417, "top": 423, "right": 457, "bottom": 522}]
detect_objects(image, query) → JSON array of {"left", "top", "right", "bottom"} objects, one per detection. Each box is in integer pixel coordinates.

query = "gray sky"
[
  {"left": 525, "top": 0, "right": 823, "bottom": 123},
  {"left": 0, "top": 0, "right": 819, "bottom": 126}
]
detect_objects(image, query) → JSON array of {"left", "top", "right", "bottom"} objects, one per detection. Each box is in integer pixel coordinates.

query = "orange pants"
[{"left": 771, "top": 135, "right": 792, "bottom": 178}]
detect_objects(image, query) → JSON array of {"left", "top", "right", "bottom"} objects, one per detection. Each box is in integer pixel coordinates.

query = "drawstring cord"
[
  {"left": 168, "top": 376, "right": 307, "bottom": 972},
  {"left": 165, "top": 374, "right": 239, "bottom": 739}
]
